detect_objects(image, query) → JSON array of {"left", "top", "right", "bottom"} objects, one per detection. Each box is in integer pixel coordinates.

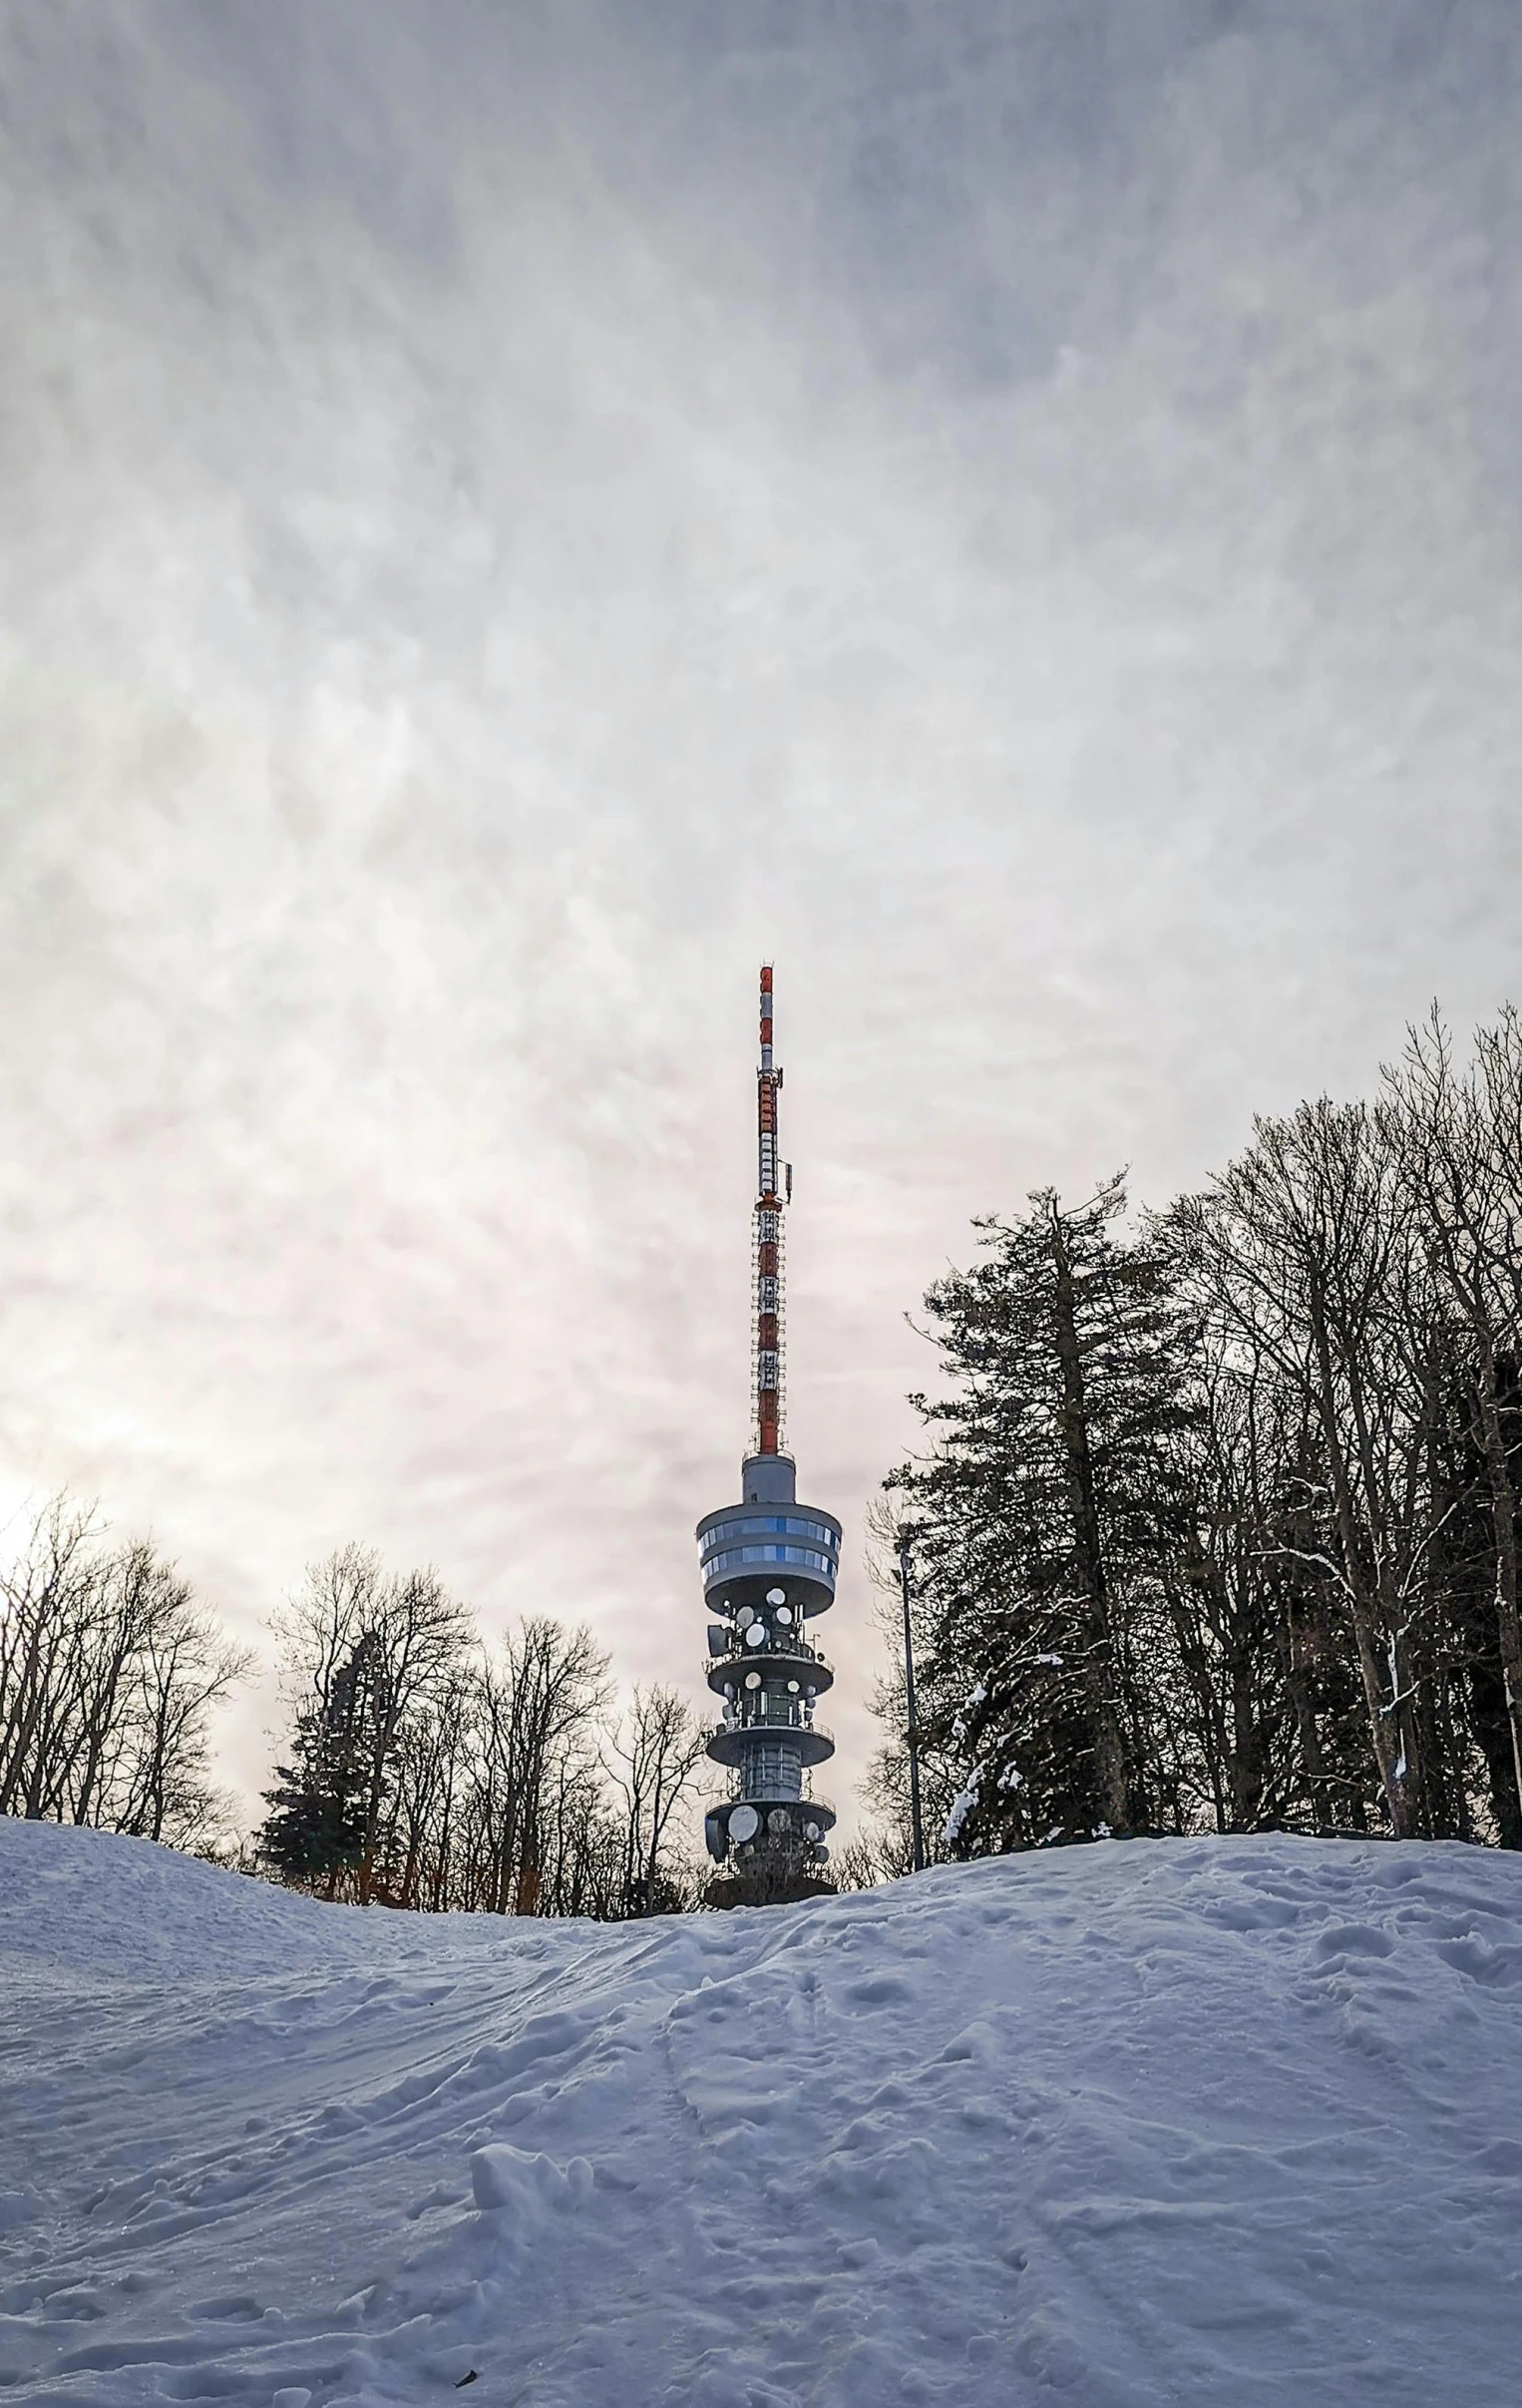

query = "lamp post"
[{"left": 897, "top": 1527, "right": 927, "bottom": 1875}]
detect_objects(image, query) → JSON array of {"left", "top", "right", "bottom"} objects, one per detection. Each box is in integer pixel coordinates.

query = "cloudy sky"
[{"left": 3, "top": 0, "right": 1521, "bottom": 1830}]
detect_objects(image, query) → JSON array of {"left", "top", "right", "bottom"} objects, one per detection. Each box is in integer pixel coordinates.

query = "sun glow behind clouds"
[{"left": 3, "top": 0, "right": 1522, "bottom": 1821}]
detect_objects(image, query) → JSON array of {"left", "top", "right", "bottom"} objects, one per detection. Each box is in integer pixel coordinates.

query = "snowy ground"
[{"left": 2, "top": 1823, "right": 1520, "bottom": 2405}]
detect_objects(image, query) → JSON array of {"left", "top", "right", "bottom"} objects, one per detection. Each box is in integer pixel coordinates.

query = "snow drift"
[{"left": 2, "top": 1818, "right": 1519, "bottom": 2404}]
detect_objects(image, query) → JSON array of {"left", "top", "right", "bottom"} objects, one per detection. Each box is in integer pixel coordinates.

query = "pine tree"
[
  {"left": 258, "top": 1634, "right": 388, "bottom": 1897},
  {"left": 897, "top": 1177, "right": 1199, "bottom": 1853}
]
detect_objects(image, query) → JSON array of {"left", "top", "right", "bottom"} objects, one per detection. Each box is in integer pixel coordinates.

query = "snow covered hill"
[{"left": 2, "top": 1822, "right": 1520, "bottom": 2405}]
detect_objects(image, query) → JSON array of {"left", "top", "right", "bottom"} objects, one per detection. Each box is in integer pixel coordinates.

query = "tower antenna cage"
[{"left": 749, "top": 1206, "right": 787, "bottom": 1459}]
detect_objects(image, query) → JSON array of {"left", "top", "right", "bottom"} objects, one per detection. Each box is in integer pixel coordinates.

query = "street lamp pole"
[{"left": 897, "top": 1528, "right": 927, "bottom": 1875}]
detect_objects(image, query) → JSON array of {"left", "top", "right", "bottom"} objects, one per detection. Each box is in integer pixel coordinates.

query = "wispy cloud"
[{"left": 4, "top": 1, "right": 1520, "bottom": 1816}]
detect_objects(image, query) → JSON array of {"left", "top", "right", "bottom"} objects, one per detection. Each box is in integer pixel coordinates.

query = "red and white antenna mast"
[{"left": 754, "top": 964, "right": 789, "bottom": 1456}]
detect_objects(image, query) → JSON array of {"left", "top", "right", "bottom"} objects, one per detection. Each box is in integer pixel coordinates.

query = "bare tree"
[
  {"left": 1185, "top": 1103, "right": 1438, "bottom": 1837},
  {"left": 604, "top": 1684, "right": 707, "bottom": 1916},
  {"left": 355, "top": 1568, "right": 474, "bottom": 1901},
  {"left": 834, "top": 1821, "right": 916, "bottom": 1890},
  {"left": 1386, "top": 1005, "right": 1522, "bottom": 1826},
  {"left": 1, "top": 1498, "right": 247, "bottom": 1844},
  {"left": 466, "top": 1618, "right": 612, "bottom": 1915},
  {"left": 0, "top": 1497, "right": 108, "bottom": 1820}
]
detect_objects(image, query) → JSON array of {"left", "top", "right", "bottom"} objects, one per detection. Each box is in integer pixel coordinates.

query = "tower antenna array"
[{"left": 754, "top": 964, "right": 786, "bottom": 1456}]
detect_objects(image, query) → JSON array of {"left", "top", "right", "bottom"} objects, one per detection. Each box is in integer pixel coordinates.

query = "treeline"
[
  {"left": 1, "top": 1514, "right": 709, "bottom": 1916},
  {"left": 880, "top": 1007, "right": 1522, "bottom": 1857},
  {"left": 0, "top": 1499, "right": 247, "bottom": 1842},
  {"left": 258, "top": 1544, "right": 706, "bottom": 1916}
]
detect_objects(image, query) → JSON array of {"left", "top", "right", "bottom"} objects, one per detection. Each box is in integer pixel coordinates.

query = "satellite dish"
[
  {"left": 729, "top": 1804, "right": 759, "bottom": 1843},
  {"left": 767, "top": 1807, "right": 791, "bottom": 1834},
  {"left": 804, "top": 1821, "right": 820, "bottom": 1841},
  {"left": 788, "top": 1680, "right": 800, "bottom": 1694},
  {"left": 745, "top": 1671, "right": 760, "bottom": 1689},
  {"left": 746, "top": 1623, "right": 766, "bottom": 1647},
  {"left": 766, "top": 1587, "right": 786, "bottom": 1606},
  {"left": 775, "top": 1604, "right": 793, "bottom": 1626}
]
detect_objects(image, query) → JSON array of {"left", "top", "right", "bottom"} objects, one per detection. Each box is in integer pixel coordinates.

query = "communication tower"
[{"left": 698, "top": 967, "right": 840, "bottom": 1905}]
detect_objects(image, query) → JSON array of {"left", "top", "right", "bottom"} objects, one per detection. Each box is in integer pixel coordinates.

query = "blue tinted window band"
[
  {"left": 701, "top": 1545, "right": 836, "bottom": 1579},
  {"left": 699, "top": 1514, "right": 839, "bottom": 1555}
]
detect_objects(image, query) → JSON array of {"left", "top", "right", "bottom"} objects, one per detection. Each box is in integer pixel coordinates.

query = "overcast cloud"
[{"left": 3, "top": 0, "right": 1521, "bottom": 1826}]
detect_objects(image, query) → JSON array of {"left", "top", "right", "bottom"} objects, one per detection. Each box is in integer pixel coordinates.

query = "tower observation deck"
[{"left": 698, "top": 967, "right": 840, "bottom": 1906}]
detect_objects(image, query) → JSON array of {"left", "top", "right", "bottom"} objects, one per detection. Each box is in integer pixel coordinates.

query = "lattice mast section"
[{"left": 753, "top": 964, "right": 790, "bottom": 1457}]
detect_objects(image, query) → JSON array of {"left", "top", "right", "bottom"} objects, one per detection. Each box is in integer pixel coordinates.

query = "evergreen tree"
[
  {"left": 258, "top": 1633, "right": 387, "bottom": 1896},
  {"left": 896, "top": 1176, "right": 1199, "bottom": 1853}
]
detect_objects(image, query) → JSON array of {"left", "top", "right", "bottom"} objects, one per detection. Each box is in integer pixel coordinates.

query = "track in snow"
[{"left": 2, "top": 1819, "right": 1520, "bottom": 2405}]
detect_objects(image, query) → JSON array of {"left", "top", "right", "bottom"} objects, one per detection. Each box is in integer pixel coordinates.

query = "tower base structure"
[
  {"left": 705, "top": 1861, "right": 837, "bottom": 1911},
  {"left": 698, "top": 1449, "right": 841, "bottom": 1909}
]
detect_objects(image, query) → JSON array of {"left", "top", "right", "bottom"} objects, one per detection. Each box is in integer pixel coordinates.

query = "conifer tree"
[
  {"left": 258, "top": 1633, "right": 387, "bottom": 1896},
  {"left": 896, "top": 1176, "right": 1198, "bottom": 1853}
]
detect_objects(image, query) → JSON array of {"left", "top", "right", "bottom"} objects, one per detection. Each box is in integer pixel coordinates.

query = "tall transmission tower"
[{"left": 698, "top": 967, "right": 840, "bottom": 1905}]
